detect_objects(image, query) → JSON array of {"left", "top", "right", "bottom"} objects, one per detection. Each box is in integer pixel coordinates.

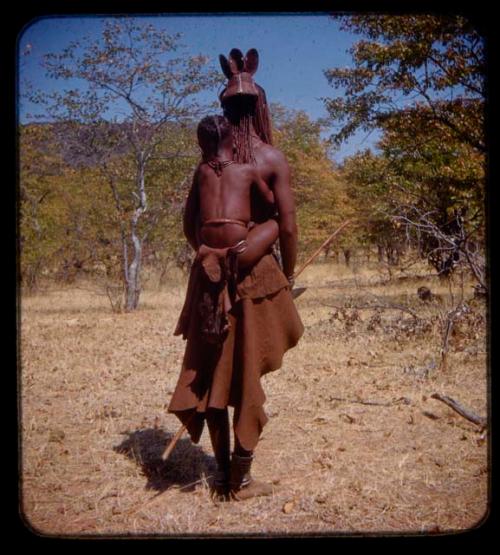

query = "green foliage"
[
  {"left": 21, "top": 18, "right": 220, "bottom": 306},
  {"left": 324, "top": 15, "right": 485, "bottom": 154},
  {"left": 326, "top": 15, "right": 486, "bottom": 278},
  {"left": 20, "top": 124, "right": 116, "bottom": 287},
  {"left": 271, "top": 105, "right": 350, "bottom": 255},
  {"left": 138, "top": 122, "right": 199, "bottom": 268},
  {"left": 19, "top": 121, "right": 199, "bottom": 289},
  {"left": 339, "top": 150, "right": 397, "bottom": 252},
  {"left": 380, "top": 107, "right": 485, "bottom": 210},
  {"left": 19, "top": 124, "right": 66, "bottom": 289}
]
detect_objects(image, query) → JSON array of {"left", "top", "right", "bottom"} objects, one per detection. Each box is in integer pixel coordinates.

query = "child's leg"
[{"left": 238, "top": 219, "right": 279, "bottom": 269}]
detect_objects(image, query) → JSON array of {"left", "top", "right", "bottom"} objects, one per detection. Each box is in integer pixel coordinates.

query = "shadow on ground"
[{"left": 113, "top": 428, "right": 215, "bottom": 494}]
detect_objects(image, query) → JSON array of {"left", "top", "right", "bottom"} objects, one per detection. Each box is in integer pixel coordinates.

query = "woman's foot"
[{"left": 229, "top": 453, "right": 273, "bottom": 501}]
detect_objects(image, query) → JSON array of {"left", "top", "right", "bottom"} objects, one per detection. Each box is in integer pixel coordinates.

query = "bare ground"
[{"left": 19, "top": 262, "right": 489, "bottom": 537}]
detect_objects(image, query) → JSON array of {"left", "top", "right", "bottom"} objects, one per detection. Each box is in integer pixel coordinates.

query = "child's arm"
[{"left": 252, "top": 168, "right": 275, "bottom": 205}]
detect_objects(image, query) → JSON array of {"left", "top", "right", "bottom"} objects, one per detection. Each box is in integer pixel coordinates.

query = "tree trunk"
[
  {"left": 323, "top": 244, "right": 331, "bottom": 261},
  {"left": 386, "top": 246, "right": 397, "bottom": 266},
  {"left": 343, "top": 248, "right": 351, "bottom": 267},
  {"left": 108, "top": 173, "right": 130, "bottom": 312},
  {"left": 377, "top": 244, "right": 384, "bottom": 263},
  {"left": 125, "top": 232, "right": 142, "bottom": 311},
  {"left": 124, "top": 156, "right": 148, "bottom": 311}
]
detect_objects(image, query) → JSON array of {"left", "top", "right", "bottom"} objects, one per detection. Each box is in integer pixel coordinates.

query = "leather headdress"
[{"left": 219, "top": 48, "right": 259, "bottom": 102}]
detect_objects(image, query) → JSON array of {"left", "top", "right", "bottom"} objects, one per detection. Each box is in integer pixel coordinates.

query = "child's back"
[{"left": 196, "top": 116, "right": 273, "bottom": 250}]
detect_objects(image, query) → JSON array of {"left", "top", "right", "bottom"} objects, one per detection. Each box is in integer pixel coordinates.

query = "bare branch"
[{"left": 430, "top": 393, "right": 486, "bottom": 430}]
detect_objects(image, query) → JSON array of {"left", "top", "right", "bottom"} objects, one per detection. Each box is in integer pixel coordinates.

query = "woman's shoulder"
[{"left": 256, "top": 143, "right": 287, "bottom": 164}]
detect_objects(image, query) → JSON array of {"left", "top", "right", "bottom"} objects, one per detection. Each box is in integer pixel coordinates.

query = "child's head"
[{"left": 197, "top": 115, "right": 232, "bottom": 159}]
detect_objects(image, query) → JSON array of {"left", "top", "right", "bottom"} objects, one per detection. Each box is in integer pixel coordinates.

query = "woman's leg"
[{"left": 238, "top": 219, "right": 279, "bottom": 269}]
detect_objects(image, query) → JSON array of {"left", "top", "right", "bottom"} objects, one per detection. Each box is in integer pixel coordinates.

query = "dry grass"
[{"left": 19, "top": 261, "right": 489, "bottom": 537}]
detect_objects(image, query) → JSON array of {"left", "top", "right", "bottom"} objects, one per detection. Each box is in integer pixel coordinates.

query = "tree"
[
  {"left": 19, "top": 123, "right": 64, "bottom": 291},
  {"left": 25, "top": 18, "right": 221, "bottom": 310},
  {"left": 340, "top": 149, "right": 402, "bottom": 266},
  {"left": 380, "top": 105, "right": 485, "bottom": 273},
  {"left": 325, "top": 15, "right": 486, "bottom": 286},
  {"left": 270, "top": 104, "right": 349, "bottom": 261},
  {"left": 323, "top": 15, "right": 485, "bottom": 154},
  {"left": 340, "top": 116, "right": 486, "bottom": 284},
  {"left": 20, "top": 123, "right": 126, "bottom": 293}
]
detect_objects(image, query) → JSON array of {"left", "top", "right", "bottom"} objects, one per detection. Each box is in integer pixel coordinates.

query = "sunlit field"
[{"left": 19, "top": 258, "right": 489, "bottom": 537}]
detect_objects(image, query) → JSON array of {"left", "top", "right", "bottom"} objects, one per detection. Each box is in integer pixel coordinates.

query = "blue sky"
[{"left": 18, "top": 14, "right": 381, "bottom": 161}]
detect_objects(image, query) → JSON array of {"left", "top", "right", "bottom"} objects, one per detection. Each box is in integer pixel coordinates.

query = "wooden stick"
[
  {"left": 293, "top": 219, "right": 353, "bottom": 280},
  {"left": 328, "top": 396, "right": 411, "bottom": 407},
  {"left": 430, "top": 393, "right": 487, "bottom": 430},
  {"left": 161, "top": 424, "right": 186, "bottom": 460},
  {"left": 439, "top": 315, "right": 455, "bottom": 372},
  {"left": 161, "top": 413, "right": 196, "bottom": 460}
]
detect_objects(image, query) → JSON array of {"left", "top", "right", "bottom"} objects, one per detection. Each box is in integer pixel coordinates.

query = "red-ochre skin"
[
  {"left": 244, "top": 135, "right": 297, "bottom": 277},
  {"left": 185, "top": 126, "right": 281, "bottom": 270},
  {"left": 184, "top": 129, "right": 296, "bottom": 273},
  {"left": 197, "top": 161, "right": 274, "bottom": 248}
]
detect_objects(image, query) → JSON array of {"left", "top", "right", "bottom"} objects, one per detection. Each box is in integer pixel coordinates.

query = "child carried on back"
[
  {"left": 195, "top": 115, "right": 275, "bottom": 251},
  {"left": 174, "top": 115, "right": 279, "bottom": 344}
]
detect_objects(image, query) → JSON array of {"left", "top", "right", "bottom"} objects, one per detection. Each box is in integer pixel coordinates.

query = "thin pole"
[
  {"left": 161, "top": 412, "right": 195, "bottom": 460},
  {"left": 293, "top": 219, "right": 353, "bottom": 280}
]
